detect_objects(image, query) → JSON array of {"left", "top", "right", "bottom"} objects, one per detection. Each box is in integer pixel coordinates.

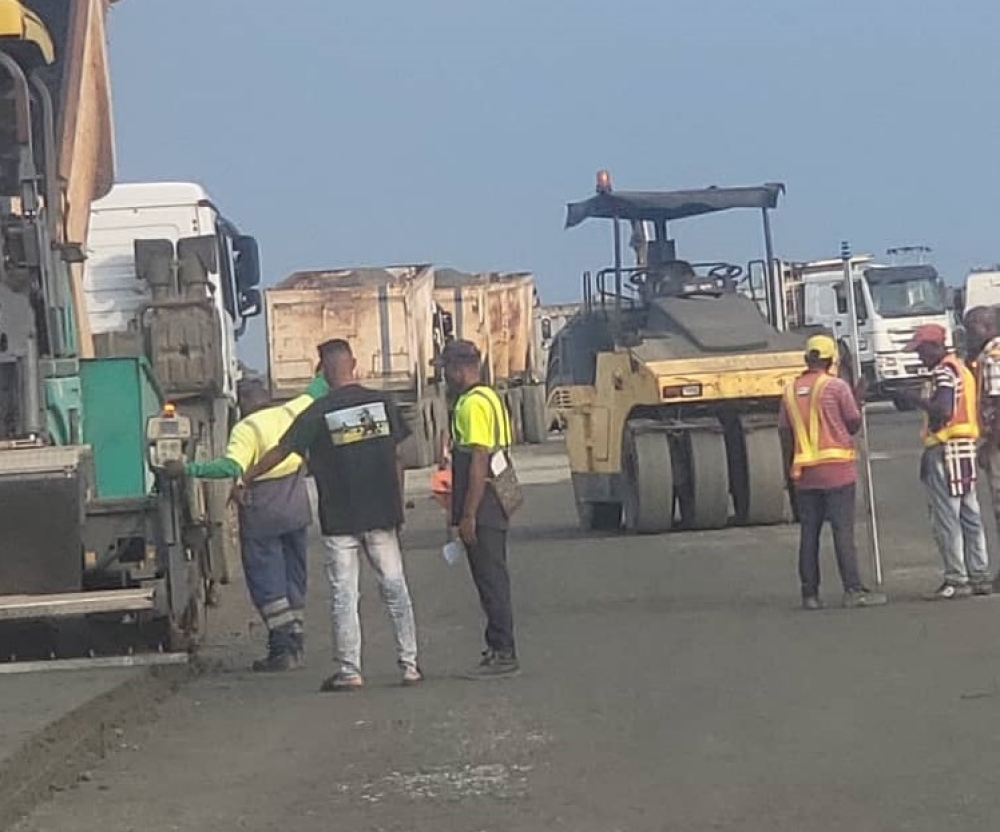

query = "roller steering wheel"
[{"left": 708, "top": 263, "right": 744, "bottom": 282}]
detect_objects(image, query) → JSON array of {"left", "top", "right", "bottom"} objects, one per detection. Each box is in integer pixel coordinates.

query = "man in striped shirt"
[{"left": 903, "top": 324, "right": 990, "bottom": 600}]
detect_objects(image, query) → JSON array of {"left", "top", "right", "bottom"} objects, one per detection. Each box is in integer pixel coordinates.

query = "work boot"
[
  {"left": 252, "top": 649, "right": 298, "bottom": 673},
  {"left": 252, "top": 630, "right": 299, "bottom": 672},
  {"left": 842, "top": 587, "right": 888, "bottom": 608},
  {"left": 801, "top": 596, "right": 824, "bottom": 611},
  {"left": 463, "top": 649, "right": 520, "bottom": 680},
  {"left": 924, "top": 582, "right": 973, "bottom": 601}
]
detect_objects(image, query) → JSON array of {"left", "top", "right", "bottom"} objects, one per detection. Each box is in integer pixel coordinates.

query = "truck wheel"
[
  {"left": 577, "top": 500, "right": 622, "bottom": 532},
  {"left": 506, "top": 389, "right": 525, "bottom": 445},
  {"left": 521, "top": 384, "right": 548, "bottom": 444},
  {"left": 401, "top": 405, "right": 434, "bottom": 469}
]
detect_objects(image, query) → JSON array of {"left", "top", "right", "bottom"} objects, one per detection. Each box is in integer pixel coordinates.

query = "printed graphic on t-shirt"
[{"left": 323, "top": 402, "right": 391, "bottom": 446}]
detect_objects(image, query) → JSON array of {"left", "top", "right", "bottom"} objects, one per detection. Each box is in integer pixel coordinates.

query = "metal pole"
[
  {"left": 841, "top": 240, "right": 884, "bottom": 587},
  {"left": 762, "top": 208, "right": 782, "bottom": 329},
  {"left": 613, "top": 217, "right": 623, "bottom": 327}
]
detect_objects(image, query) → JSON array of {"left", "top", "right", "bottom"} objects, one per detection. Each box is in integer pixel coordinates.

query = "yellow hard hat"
[{"left": 805, "top": 334, "right": 837, "bottom": 361}]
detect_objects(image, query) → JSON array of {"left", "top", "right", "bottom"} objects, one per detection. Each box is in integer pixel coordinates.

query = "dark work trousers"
[
  {"left": 465, "top": 526, "right": 516, "bottom": 657},
  {"left": 796, "top": 484, "right": 863, "bottom": 599},
  {"left": 241, "top": 527, "right": 308, "bottom": 654}
]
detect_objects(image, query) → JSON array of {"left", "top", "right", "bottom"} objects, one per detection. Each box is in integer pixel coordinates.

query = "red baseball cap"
[{"left": 903, "top": 323, "right": 947, "bottom": 351}]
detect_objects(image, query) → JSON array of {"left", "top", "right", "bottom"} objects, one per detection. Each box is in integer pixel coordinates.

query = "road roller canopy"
[
  {"left": 565, "top": 182, "right": 785, "bottom": 228},
  {"left": 0, "top": 0, "right": 55, "bottom": 65}
]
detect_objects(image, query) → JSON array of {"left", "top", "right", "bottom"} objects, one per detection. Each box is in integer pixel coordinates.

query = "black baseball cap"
[{"left": 431, "top": 339, "right": 481, "bottom": 367}]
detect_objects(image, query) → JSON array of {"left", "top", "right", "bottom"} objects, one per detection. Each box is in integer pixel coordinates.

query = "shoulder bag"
[{"left": 468, "top": 388, "right": 524, "bottom": 519}]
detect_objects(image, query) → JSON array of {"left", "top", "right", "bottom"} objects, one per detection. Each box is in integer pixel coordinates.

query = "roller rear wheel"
[
  {"left": 622, "top": 424, "right": 675, "bottom": 534},
  {"left": 677, "top": 429, "right": 730, "bottom": 530}
]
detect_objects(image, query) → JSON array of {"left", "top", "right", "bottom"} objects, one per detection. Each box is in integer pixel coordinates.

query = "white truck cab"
[
  {"left": 83, "top": 182, "right": 262, "bottom": 403},
  {"left": 773, "top": 255, "right": 953, "bottom": 408},
  {"left": 963, "top": 267, "right": 1000, "bottom": 315}
]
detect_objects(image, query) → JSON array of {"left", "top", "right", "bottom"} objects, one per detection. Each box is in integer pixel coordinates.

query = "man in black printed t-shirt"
[{"left": 240, "top": 339, "right": 422, "bottom": 692}]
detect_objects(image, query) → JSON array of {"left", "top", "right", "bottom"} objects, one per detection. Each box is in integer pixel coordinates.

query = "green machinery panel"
[{"left": 80, "top": 357, "right": 163, "bottom": 499}]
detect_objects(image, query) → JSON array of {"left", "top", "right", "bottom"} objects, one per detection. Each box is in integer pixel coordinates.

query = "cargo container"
[
  {"left": 433, "top": 269, "right": 548, "bottom": 443},
  {"left": 264, "top": 264, "right": 448, "bottom": 469}
]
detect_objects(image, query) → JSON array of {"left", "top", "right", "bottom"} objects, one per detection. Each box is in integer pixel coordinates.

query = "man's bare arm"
[{"left": 242, "top": 445, "right": 293, "bottom": 486}]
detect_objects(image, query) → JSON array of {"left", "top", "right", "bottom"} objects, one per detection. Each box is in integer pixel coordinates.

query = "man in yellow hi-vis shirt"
[
  {"left": 172, "top": 374, "right": 328, "bottom": 671},
  {"left": 436, "top": 339, "right": 520, "bottom": 680}
]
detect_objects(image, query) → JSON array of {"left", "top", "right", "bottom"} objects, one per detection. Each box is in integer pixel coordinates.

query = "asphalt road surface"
[{"left": 16, "top": 409, "right": 1000, "bottom": 832}]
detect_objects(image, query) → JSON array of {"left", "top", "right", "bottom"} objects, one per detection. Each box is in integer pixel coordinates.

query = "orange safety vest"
[
  {"left": 782, "top": 371, "right": 856, "bottom": 482},
  {"left": 923, "top": 354, "right": 979, "bottom": 447}
]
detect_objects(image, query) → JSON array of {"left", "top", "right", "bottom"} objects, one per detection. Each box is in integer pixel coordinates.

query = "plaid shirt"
[{"left": 975, "top": 336, "right": 1000, "bottom": 444}]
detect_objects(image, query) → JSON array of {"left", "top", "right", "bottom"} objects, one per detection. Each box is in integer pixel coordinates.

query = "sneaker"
[
  {"left": 320, "top": 672, "right": 365, "bottom": 693},
  {"left": 401, "top": 666, "right": 424, "bottom": 687},
  {"left": 251, "top": 650, "right": 298, "bottom": 673},
  {"left": 972, "top": 581, "right": 994, "bottom": 597},
  {"left": 924, "top": 582, "right": 973, "bottom": 601},
  {"left": 842, "top": 588, "right": 888, "bottom": 608},
  {"left": 463, "top": 650, "right": 520, "bottom": 680},
  {"left": 802, "top": 596, "right": 824, "bottom": 611}
]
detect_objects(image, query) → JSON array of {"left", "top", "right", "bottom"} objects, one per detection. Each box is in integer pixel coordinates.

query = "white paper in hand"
[{"left": 442, "top": 540, "right": 465, "bottom": 566}]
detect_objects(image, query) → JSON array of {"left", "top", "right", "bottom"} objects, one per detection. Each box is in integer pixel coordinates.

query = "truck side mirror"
[
  {"left": 238, "top": 288, "right": 262, "bottom": 318},
  {"left": 234, "top": 235, "right": 261, "bottom": 289}
]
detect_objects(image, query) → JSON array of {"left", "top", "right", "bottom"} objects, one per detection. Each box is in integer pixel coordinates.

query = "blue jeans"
[
  {"left": 920, "top": 448, "right": 990, "bottom": 585},
  {"left": 242, "top": 527, "right": 308, "bottom": 653},
  {"left": 323, "top": 529, "right": 418, "bottom": 677}
]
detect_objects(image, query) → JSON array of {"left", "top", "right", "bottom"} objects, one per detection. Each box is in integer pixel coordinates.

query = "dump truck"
[
  {"left": 536, "top": 302, "right": 581, "bottom": 430},
  {"left": 551, "top": 171, "right": 809, "bottom": 534},
  {"left": 264, "top": 264, "right": 449, "bottom": 469},
  {"left": 433, "top": 268, "right": 548, "bottom": 444},
  {"left": 0, "top": 2, "right": 260, "bottom": 656}
]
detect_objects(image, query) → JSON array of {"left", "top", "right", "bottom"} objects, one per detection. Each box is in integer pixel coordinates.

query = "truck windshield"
[{"left": 867, "top": 276, "right": 945, "bottom": 318}]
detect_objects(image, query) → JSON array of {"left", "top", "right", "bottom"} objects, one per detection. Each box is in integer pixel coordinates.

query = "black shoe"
[
  {"left": 463, "top": 650, "right": 520, "bottom": 680},
  {"left": 972, "top": 581, "right": 994, "bottom": 597},
  {"left": 252, "top": 650, "right": 298, "bottom": 673}
]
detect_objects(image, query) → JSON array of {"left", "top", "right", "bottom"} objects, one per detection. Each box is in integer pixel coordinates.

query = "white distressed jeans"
[{"left": 322, "top": 529, "right": 418, "bottom": 677}]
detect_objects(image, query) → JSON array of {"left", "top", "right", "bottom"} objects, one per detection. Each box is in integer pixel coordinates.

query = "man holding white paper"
[{"left": 435, "top": 339, "right": 520, "bottom": 679}]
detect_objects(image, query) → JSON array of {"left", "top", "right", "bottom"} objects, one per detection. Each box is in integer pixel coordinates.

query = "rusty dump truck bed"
[
  {"left": 433, "top": 268, "right": 538, "bottom": 387},
  {"left": 264, "top": 264, "right": 437, "bottom": 401}
]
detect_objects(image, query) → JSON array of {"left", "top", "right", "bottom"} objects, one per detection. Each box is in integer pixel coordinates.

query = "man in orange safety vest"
[
  {"left": 779, "top": 334, "right": 887, "bottom": 611},
  {"left": 901, "top": 323, "right": 990, "bottom": 600}
]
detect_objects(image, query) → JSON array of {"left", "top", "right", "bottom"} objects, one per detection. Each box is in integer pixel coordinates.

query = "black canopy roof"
[{"left": 565, "top": 183, "right": 785, "bottom": 228}]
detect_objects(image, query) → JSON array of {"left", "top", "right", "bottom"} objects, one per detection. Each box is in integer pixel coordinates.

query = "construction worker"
[
  {"left": 902, "top": 323, "right": 990, "bottom": 599},
  {"left": 239, "top": 339, "right": 422, "bottom": 693},
  {"left": 962, "top": 306, "right": 1000, "bottom": 589},
  {"left": 170, "top": 373, "right": 329, "bottom": 671},
  {"left": 779, "top": 334, "right": 886, "bottom": 610},
  {"left": 435, "top": 339, "right": 521, "bottom": 678}
]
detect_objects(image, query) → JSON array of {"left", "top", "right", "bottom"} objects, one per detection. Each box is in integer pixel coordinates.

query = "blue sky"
[{"left": 106, "top": 0, "right": 1000, "bottom": 369}]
